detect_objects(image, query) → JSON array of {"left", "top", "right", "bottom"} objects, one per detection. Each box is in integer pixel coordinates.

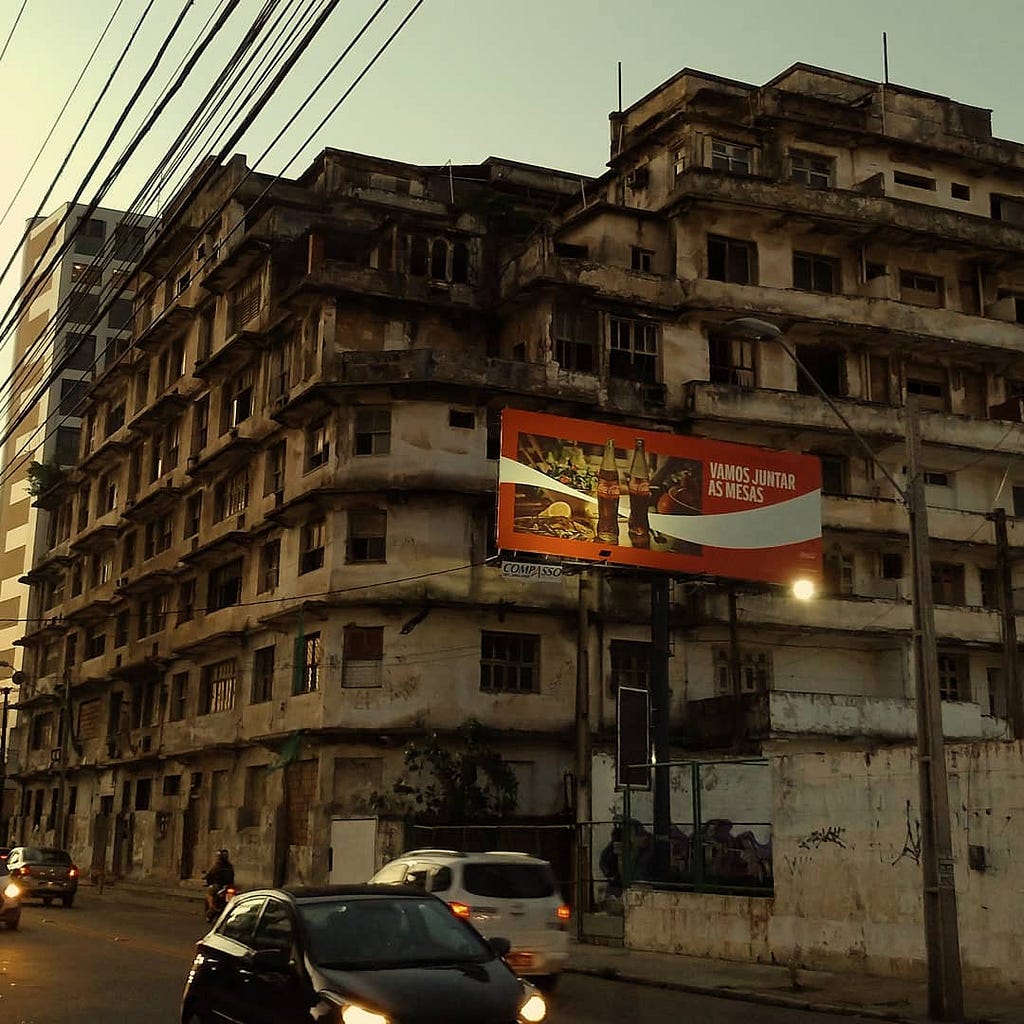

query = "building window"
[
  {"left": 306, "top": 419, "right": 330, "bottom": 470},
  {"left": 991, "top": 194, "right": 1024, "bottom": 225},
  {"left": 708, "top": 334, "right": 755, "bottom": 388},
  {"left": 710, "top": 139, "right": 753, "bottom": 174},
  {"left": 208, "top": 558, "right": 243, "bottom": 611},
  {"left": 480, "top": 631, "right": 539, "bottom": 694},
  {"left": 449, "top": 408, "right": 475, "bottom": 430},
  {"left": 134, "top": 779, "right": 152, "bottom": 812},
  {"left": 905, "top": 366, "right": 948, "bottom": 412},
  {"left": 819, "top": 455, "right": 847, "bottom": 496},
  {"left": 184, "top": 492, "right": 202, "bottom": 538},
  {"left": 712, "top": 647, "right": 773, "bottom": 694},
  {"left": 893, "top": 170, "right": 937, "bottom": 191},
  {"left": 354, "top": 408, "right": 391, "bottom": 456},
  {"left": 214, "top": 469, "right": 249, "bottom": 521},
  {"left": 163, "top": 775, "right": 182, "bottom": 796},
  {"left": 899, "top": 270, "right": 944, "bottom": 308},
  {"left": 258, "top": 539, "right": 281, "bottom": 593},
  {"left": 221, "top": 366, "right": 254, "bottom": 432},
  {"left": 931, "top": 562, "right": 966, "bottom": 606},
  {"left": 795, "top": 345, "right": 844, "bottom": 397},
  {"left": 609, "top": 639, "right": 651, "bottom": 695},
  {"left": 295, "top": 632, "right": 321, "bottom": 694},
  {"left": 789, "top": 151, "right": 834, "bottom": 188},
  {"left": 608, "top": 317, "right": 658, "bottom": 383},
  {"left": 60, "top": 379, "right": 90, "bottom": 416},
  {"left": 793, "top": 252, "right": 840, "bottom": 294},
  {"left": 630, "top": 247, "right": 654, "bottom": 272},
  {"left": 55, "top": 426, "right": 80, "bottom": 466},
  {"left": 708, "top": 235, "right": 757, "bottom": 284},
  {"left": 343, "top": 626, "right": 383, "bottom": 688},
  {"left": 144, "top": 515, "right": 173, "bottom": 559},
  {"left": 264, "top": 441, "right": 286, "bottom": 496},
  {"left": 114, "top": 612, "right": 129, "bottom": 649},
  {"left": 169, "top": 672, "right": 189, "bottom": 722},
  {"left": 192, "top": 395, "right": 209, "bottom": 454},
  {"left": 1013, "top": 486, "right": 1024, "bottom": 518},
  {"left": 85, "top": 624, "right": 106, "bottom": 660},
  {"left": 980, "top": 567, "right": 1001, "bottom": 610},
  {"left": 200, "top": 658, "right": 237, "bottom": 715},
  {"left": 347, "top": 510, "right": 387, "bottom": 563},
  {"left": 137, "top": 592, "right": 168, "bottom": 638},
  {"left": 62, "top": 332, "right": 96, "bottom": 370},
  {"left": 251, "top": 645, "right": 275, "bottom": 704},
  {"left": 299, "top": 520, "right": 325, "bottom": 575},
  {"left": 823, "top": 550, "right": 855, "bottom": 596},
  {"left": 177, "top": 578, "right": 196, "bottom": 624},
  {"left": 951, "top": 182, "right": 971, "bottom": 201},
  {"left": 239, "top": 766, "right": 267, "bottom": 828},
  {"left": 229, "top": 272, "right": 261, "bottom": 333},
  {"left": 938, "top": 651, "right": 969, "bottom": 702},
  {"left": 553, "top": 306, "right": 598, "bottom": 373},
  {"left": 881, "top": 553, "right": 904, "bottom": 579}
]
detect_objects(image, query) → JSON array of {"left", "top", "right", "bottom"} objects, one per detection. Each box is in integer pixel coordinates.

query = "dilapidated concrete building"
[{"left": 11, "top": 62, "right": 1024, "bottom": 923}]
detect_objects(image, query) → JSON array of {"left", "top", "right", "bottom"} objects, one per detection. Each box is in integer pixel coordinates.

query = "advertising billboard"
[{"left": 497, "top": 408, "right": 821, "bottom": 587}]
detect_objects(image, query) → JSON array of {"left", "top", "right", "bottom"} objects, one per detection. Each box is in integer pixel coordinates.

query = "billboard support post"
[{"left": 650, "top": 577, "right": 672, "bottom": 879}]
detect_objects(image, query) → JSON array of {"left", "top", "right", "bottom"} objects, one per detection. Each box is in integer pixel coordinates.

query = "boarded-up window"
[
  {"left": 283, "top": 759, "right": 317, "bottom": 846},
  {"left": 77, "top": 698, "right": 102, "bottom": 740},
  {"left": 239, "top": 765, "right": 267, "bottom": 828}
]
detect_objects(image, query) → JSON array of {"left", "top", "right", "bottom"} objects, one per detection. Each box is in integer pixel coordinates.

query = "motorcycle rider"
[{"left": 203, "top": 849, "right": 235, "bottom": 918}]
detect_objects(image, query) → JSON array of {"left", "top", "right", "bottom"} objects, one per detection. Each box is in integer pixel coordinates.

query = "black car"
[
  {"left": 5, "top": 846, "right": 79, "bottom": 907},
  {"left": 181, "top": 884, "right": 549, "bottom": 1024}
]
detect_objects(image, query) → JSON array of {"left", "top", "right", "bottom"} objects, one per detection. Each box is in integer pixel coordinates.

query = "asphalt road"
[{"left": 0, "top": 890, "right": 880, "bottom": 1024}]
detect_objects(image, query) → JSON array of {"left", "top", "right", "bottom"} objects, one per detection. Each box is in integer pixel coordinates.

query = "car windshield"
[
  {"left": 18, "top": 848, "right": 71, "bottom": 865},
  {"left": 462, "top": 862, "right": 555, "bottom": 899},
  {"left": 300, "top": 896, "right": 493, "bottom": 970}
]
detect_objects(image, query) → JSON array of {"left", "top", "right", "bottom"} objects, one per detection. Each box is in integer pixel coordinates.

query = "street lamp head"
[{"left": 726, "top": 317, "right": 783, "bottom": 341}]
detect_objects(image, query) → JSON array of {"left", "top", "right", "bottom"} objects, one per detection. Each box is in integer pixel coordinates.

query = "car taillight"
[
  {"left": 17, "top": 866, "right": 30, "bottom": 877},
  {"left": 556, "top": 904, "right": 571, "bottom": 921},
  {"left": 449, "top": 901, "right": 472, "bottom": 919},
  {"left": 68, "top": 866, "right": 79, "bottom": 878}
]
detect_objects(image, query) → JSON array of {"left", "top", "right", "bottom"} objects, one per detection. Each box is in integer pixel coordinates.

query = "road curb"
[{"left": 564, "top": 965, "right": 915, "bottom": 1022}]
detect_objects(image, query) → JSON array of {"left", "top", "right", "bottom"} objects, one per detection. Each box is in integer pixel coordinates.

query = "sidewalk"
[
  {"left": 565, "top": 940, "right": 1016, "bottom": 1023},
  {"left": 87, "top": 880, "right": 1015, "bottom": 1022}
]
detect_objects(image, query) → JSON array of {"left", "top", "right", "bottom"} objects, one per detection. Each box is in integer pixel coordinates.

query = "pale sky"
[{"left": 0, "top": 0, "right": 1021, "bottom": 369}]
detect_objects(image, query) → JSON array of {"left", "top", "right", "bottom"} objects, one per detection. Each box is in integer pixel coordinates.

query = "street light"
[
  {"left": 727, "top": 317, "right": 964, "bottom": 1022},
  {"left": 0, "top": 660, "right": 19, "bottom": 846}
]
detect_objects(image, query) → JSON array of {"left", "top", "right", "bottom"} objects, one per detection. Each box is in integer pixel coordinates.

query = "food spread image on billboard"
[{"left": 497, "top": 409, "right": 822, "bottom": 586}]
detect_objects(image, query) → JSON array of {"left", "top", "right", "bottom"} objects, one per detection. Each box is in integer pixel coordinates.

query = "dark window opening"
[
  {"left": 796, "top": 345, "right": 844, "bottom": 397},
  {"left": 893, "top": 170, "right": 937, "bottom": 191},
  {"left": 793, "top": 252, "right": 840, "bottom": 294},
  {"left": 708, "top": 235, "right": 756, "bottom": 285}
]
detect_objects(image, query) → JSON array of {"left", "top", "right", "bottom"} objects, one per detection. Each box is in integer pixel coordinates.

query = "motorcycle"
[{"left": 205, "top": 883, "right": 238, "bottom": 922}]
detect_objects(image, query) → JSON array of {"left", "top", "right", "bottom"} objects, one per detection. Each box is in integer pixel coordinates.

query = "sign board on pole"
[
  {"left": 497, "top": 408, "right": 821, "bottom": 587},
  {"left": 617, "top": 686, "right": 651, "bottom": 790},
  {"left": 500, "top": 561, "right": 563, "bottom": 581}
]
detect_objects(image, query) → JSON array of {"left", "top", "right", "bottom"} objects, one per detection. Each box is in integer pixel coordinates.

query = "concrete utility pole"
[
  {"left": 727, "top": 319, "right": 965, "bottom": 1022},
  {"left": 650, "top": 578, "right": 672, "bottom": 876},
  {"left": 0, "top": 685, "right": 11, "bottom": 843},
  {"left": 989, "top": 508, "right": 1024, "bottom": 738},
  {"left": 573, "top": 570, "right": 594, "bottom": 937},
  {"left": 906, "top": 404, "right": 964, "bottom": 1021}
]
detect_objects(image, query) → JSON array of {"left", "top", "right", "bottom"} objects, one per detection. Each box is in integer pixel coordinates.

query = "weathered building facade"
[{"left": 10, "top": 63, "right": 1024, "bottom": 922}]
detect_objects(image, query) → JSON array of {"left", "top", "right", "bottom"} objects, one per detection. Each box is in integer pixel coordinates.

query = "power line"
[{"left": 0, "top": 0, "right": 29, "bottom": 65}]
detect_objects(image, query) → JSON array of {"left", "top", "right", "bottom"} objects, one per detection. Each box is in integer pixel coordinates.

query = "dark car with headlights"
[
  {"left": 5, "top": 846, "right": 79, "bottom": 907},
  {"left": 0, "top": 874, "right": 20, "bottom": 930},
  {"left": 181, "top": 885, "right": 548, "bottom": 1024}
]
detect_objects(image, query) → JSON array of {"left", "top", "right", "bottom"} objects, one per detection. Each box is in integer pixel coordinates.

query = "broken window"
[
  {"left": 793, "top": 252, "right": 840, "bottom": 294},
  {"left": 823, "top": 550, "right": 855, "bottom": 596},
  {"left": 931, "top": 562, "right": 965, "bottom": 606},
  {"left": 795, "top": 345, "right": 844, "bottom": 397},
  {"left": 343, "top": 626, "right": 384, "bottom": 688},
  {"left": 208, "top": 558, "right": 243, "bottom": 611},
  {"left": 905, "top": 364, "right": 948, "bottom": 412},
  {"left": 609, "top": 317, "right": 658, "bottom": 383},
  {"left": 893, "top": 170, "right": 937, "bottom": 191},
  {"left": 899, "top": 270, "right": 944, "bottom": 308},
  {"left": 789, "top": 151, "right": 834, "bottom": 188},
  {"left": 710, "top": 139, "right": 753, "bottom": 174},
  {"left": 221, "top": 366, "right": 254, "bottom": 431},
  {"left": 712, "top": 647, "right": 772, "bottom": 694},
  {"left": 200, "top": 659, "right": 237, "bottom": 715},
  {"left": 708, "top": 334, "right": 755, "bottom": 388},
  {"left": 708, "top": 235, "right": 757, "bottom": 284},
  {"left": 553, "top": 306, "right": 597, "bottom": 373},
  {"left": 299, "top": 519, "right": 325, "bottom": 575},
  {"left": 991, "top": 194, "right": 1024, "bottom": 226},
  {"left": 937, "top": 650, "right": 969, "bottom": 701},
  {"left": 630, "top": 247, "right": 654, "bottom": 272},
  {"left": 609, "top": 639, "right": 652, "bottom": 696},
  {"left": 306, "top": 419, "right": 330, "bottom": 470}
]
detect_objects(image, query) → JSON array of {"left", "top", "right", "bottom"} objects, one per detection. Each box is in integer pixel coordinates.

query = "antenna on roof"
[
  {"left": 618, "top": 61, "right": 623, "bottom": 113},
  {"left": 880, "top": 33, "right": 889, "bottom": 135}
]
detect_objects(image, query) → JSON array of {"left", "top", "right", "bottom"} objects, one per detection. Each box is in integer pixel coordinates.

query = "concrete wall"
[{"left": 624, "top": 740, "right": 1024, "bottom": 992}]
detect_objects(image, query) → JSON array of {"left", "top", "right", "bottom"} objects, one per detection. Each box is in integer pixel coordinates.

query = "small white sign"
[{"left": 501, "top": 560, "right": 563, "bottom": 581}]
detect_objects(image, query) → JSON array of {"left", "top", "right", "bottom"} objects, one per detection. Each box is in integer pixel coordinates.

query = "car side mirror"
[
  {"left": 488, "top": 937, "right": 512, "bottom": 959},
  {"left": 250, "top": 948, "right": 291, "bottom": 972}
]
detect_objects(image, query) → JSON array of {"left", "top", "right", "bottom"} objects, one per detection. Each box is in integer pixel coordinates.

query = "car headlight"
[
  {"left": 519, "top": 989, "right": 547, "bottom": 1023},
  {"left": 3, "top": 882, "right": 20, "bottom": 900},
  {"left": 340, "top": 1004, "right": 389, "bottom": 1024}
]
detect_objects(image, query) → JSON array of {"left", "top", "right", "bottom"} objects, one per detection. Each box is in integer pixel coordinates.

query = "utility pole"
[
  {"left": 573, "top": 571, "right": 593, "bottom": 937},
  {"left": 990, "top": 508, "right": 1023, "bottom": 738},
  {"left": 0, "top": 685, "right": 11, "bottom": 844},
  {"left": 906, "top": 402, "right": 965, "bottom": 1021},
  {"left": 650, "top": 578, "right": 672, "bottom": 877}
]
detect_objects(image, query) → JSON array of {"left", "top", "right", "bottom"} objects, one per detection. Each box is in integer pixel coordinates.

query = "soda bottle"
[
  {"left": 596, "top": 439, "right": 621, "bottom": 544},
  {"left": 628, "top": 439, "right": 651, "bottom": 548}
]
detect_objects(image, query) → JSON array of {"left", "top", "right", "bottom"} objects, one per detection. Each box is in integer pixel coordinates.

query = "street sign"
[{"left": 500, "top": 560, "right": 563, "bottom": 581}]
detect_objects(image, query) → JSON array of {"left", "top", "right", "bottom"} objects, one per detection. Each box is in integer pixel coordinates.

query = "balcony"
[
  {"left": 80, "top": 428, "right": 132, "bottom": 475},
  {"left": 684, "top": 382, "right": 1024, "bottom": 458},
  {"left": 179, "top": 517, "right": 251, "bottom": 568},
  {"left": 500, "top": 242, "right": 686, "bottom": 309},
  {"left": 118, "top": 566, "right": 181, "bottom": 598},
  {"left": 670, "top": 169, "right": 1024, "bottom": 259},
  {"left": 682, "top": 690, "right": 1009, "bottom": 746},
  {"left": 134, "top": 298, "right": 193, "bottom": 353},
  {"left": 122, "top": 478, "right": 186, "bottom": 524},
  {"left": 69, "top": 514, "right": 120, "bottom": 555},
  {"left": 194, "top": 328, "right": 266, "bottom": 383},
  {"left": 682, "top": 278, "right": 1024, "bottom": 357},
  {"left": 127, "top": 388, "right": 189, "bottom": 435},
  {"left": 200, "top": 230, "right": 274, "bottom": 295},
  {"left": 187, "top": 424, "right": 263, "bottom": 481}
]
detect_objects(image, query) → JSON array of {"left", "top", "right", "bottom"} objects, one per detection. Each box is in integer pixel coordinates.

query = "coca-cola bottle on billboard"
[
  {"left": 628, "top": 439, "right": 651, "bottom": 549},
  {"left": 596, "top": 439, "right": 621, "bottom": 544}
]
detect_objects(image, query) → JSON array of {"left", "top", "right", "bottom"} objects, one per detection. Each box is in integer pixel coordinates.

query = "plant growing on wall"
[
  {"left": 382, "top": 718, "right": 518, "bottom": 824},
  {"left": 26, "top": 461, "right": 64, "bottom": 496}
]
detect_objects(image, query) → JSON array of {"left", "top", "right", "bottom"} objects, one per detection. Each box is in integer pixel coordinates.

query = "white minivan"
[{"left": 370, "top": 849, "right": 570, "bottom": 988}]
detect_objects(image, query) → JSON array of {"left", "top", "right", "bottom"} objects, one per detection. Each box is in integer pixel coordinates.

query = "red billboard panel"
[{"left": 497, "top": 409, "right": 821, "bottom": 587}]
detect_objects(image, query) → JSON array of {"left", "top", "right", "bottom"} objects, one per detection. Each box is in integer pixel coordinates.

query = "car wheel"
[
  {"left": 62, "top": 894, "right": 75, "bottom": 908},
  {"left": 533, "top": 974, "right": 560, "bottom": 993},
  {"left": 182, "top": 1006, "right": 210, "bottom": 1024}
]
